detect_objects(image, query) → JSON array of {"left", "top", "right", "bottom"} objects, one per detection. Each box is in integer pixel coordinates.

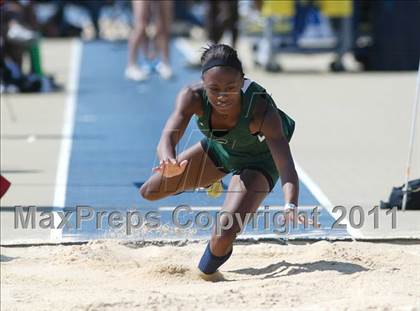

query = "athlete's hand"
[
  {"left": 285, "top": 209, "right": 307, "bottom": 225},
  {"left": 152, "top": 158, "right": 188, "bottom": 178},
  {"left": 284, "top": 204, "right": 320, "bottom": 228}
]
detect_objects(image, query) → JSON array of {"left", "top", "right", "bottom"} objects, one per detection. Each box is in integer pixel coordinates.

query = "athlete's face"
[{"left": 202, "top": 67, "right": 243, "bottom": 113}]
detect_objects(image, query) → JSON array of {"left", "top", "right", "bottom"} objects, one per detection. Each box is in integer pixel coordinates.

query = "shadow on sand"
[
  {"left": 0, "top": 254, "right": 18, "bottom": 262},
  {"left": 227, "top": 260, "right": 368, "bottom": 280}
]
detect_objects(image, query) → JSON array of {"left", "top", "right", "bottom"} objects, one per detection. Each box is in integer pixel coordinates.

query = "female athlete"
[{"left": 140, "top": 44, "right": 301, "bottom": 279}]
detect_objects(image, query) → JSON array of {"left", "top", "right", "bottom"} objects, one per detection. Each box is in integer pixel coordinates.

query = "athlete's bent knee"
[{"left": 139, "top": 184, "right": 162, "bottom": 201}]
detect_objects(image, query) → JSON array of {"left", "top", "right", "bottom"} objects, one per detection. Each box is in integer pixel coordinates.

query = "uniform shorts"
[{"left": 200, "top": 138, "right": 279, "bottom": 192}]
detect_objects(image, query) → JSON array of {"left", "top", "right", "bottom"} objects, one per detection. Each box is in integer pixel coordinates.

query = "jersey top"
[{"left": 195, "top": 78, "right": 295, "bottom": 158}]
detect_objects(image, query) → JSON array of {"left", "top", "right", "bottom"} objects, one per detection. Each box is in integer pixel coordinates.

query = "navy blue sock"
[{"left": 198, "top": 242, "right": 233, "bottom": 274}]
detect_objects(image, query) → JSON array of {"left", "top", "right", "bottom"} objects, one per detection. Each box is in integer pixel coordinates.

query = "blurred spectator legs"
[
  {"left": 125, "top": 0, "right": 150, "bottom": 81},
  {"left": 125, "top": 0, "right": 173, "bottom": 81},
  {"left": 154, "top": 0, "right": 173, "bottom": 80},
  {"left": 207, "top": 0, "right": 239, "bottom": 48},
  {"left": 80, "top": 0, "right": 103, "bottom": 39}
]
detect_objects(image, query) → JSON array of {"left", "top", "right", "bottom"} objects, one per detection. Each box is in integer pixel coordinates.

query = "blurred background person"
[
  {"left": 0, "top": 0, "right": 60, "bottom": 93},
  {"left": 206, "top": 0, "right": 239, "bottom": 48},
  {"left": 125, "top": 0, "right": 173, "bottom": 81}
]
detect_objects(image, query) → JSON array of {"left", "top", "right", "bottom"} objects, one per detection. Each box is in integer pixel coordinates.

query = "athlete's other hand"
[
  {"left": 286, "top": 210, "right": 308, "bottom": 225},
  {"left": 152, "top": 158, "right": 188, "bottom": 178},
  {"left": 284, "top": 205, "right": 321, "bottom": 228}
]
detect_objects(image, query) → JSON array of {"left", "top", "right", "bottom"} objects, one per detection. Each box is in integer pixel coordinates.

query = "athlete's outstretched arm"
[
  {"left": 259, "top": 103, "right": 299, "bottom": 206},
  {"left": 154, "top": 86, "right": 201, "bottom": 177}
]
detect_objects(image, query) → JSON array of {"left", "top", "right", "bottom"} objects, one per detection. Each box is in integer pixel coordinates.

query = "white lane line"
[
  {"left": 51, "top": 39, "right": 82, "bottom": 241},
  {"left": 294, "top": 160, "right": 339, "bottom": 220}
]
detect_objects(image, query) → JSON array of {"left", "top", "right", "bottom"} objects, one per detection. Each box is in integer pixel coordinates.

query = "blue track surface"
[{"left": 63, "top": 41, "right": 347, "bottom": 240}]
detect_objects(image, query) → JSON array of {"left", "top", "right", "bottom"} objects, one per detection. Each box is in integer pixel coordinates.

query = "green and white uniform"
[{"left": 196, "top": 79, "right": 295, "bottom": 191}]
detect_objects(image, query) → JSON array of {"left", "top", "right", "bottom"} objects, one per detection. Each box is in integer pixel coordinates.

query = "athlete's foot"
[
  {"left": 206, "top": 180, "right": 223, "bottom": 198},
  {"left": 125, "top": 65, "right": 149, "bottom": 81},
  {"left": 196, "top": 268, "right": 226, "bottom": 282},
  {"left": 156, "top": 61, "right": 173, "bottom": 80}
]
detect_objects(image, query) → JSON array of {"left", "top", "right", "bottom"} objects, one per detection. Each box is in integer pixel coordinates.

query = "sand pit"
[{"left": 1, "top": 240, "right": 419, "bottom": 310}]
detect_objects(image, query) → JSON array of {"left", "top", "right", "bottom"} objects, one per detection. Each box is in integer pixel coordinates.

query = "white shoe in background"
[
  {"left": 124, "top": 65, "right": 148, "bottom": 81},
  {"left": 155, "top": 62, "right": 173, "bottom": 80}
]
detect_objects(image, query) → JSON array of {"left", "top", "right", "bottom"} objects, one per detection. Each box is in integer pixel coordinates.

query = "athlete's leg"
[
  {"left": 198, "top": 169, "right": 270, "bottom": 274},
  {"left": 140, "top": 142, "right": 226, "bottom": 201}
]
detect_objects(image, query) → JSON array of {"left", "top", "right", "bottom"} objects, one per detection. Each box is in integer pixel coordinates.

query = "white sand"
[{"left": 1, "top": 240, "right": 419, "bottom": 311}]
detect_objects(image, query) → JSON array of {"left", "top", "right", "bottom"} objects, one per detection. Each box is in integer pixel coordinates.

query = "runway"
[{"left": 61, "top": 40, "right": 345, "bottom": 240}]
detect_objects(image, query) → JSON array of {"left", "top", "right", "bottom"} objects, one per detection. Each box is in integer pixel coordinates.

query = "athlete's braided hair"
[{"left": 200, "top": 44, "right": 244, "bottom": 76}]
